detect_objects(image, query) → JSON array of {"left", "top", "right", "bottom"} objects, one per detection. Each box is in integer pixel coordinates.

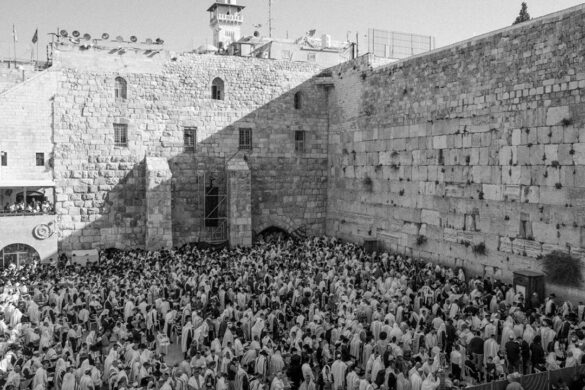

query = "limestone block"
[
  {"left": 421, "top": 209, "right": 441, "bottom": 226},
  {"left": 520, "top": 186, "right": 540, "bottom": 203},
  {"left": 482, "top": 184, "right": 502, "bottom": 201},
  {"left": 546, "top": 106, "right": 570, "bottom": 126},
  {"left": 433, "top": 136, "right": 447, "bottom": 149}
]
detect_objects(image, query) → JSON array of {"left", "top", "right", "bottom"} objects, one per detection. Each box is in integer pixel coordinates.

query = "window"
[
  {"left": 294, "top": 91, "right": 302, "bottom": 110},
  {"left": 295, "top": 130, "right": 306, "bottom": 153},
  {"left": 238, "top": 128, "right": 252, "bottom": 150},
  {"left": 184, "top": 127, "right": 196, "bottom": 151},
  {"left": 307, "top": 53, "right": 316, "bottom": 62},
  {"left": 1, "top": 152, "right": 6, "bottom": 166},
  {"left": 36, "top": 153, "right": 44, "bottom": 166},
  {"left": 114, "top": 123, "right": 128, "bottom": 147},
  {"left": 211, "top": 77, "right": 224, "bottom": 100},
  {"left": 114, "top": 77, "right": 127, "bottom": 100}
]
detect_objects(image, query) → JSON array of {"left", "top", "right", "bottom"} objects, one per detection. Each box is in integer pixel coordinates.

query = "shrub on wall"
[
  {"left": 542, "top": 251, "right": 583, "bottom": 287},
  {"left": 363, "top": 176, "right": 373, "bottom": 192},
  {"left": 472, "top": 242, "right": 487, "bottom": 255}
]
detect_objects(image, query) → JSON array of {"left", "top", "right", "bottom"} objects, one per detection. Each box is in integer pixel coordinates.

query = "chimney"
[{"left": 321, "top": 34, "right": 331, "bottom": 49}]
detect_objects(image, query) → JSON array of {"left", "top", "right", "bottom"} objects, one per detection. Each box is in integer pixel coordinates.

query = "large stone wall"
[
  {"left": 0, "top": 70, "right": 57, "bottom": 183},
  {"left": 51, "top": 50, "right": 328, "bottom": 251},
  {"left": 326, "top": 5, "right": 585, "bottom": 280}
]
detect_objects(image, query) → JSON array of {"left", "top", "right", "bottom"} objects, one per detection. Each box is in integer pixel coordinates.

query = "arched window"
[
  {"left": 294, "top": 91, "right": 302, "bottom": 110},
  {"left": 211, "top": 77, "right": 224, "bottom": 100},
  {"left": 114, "top": 77, "right": 127, "bottom": 99}
]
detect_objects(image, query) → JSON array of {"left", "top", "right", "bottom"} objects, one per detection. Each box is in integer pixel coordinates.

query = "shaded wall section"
[
  {"left": 326, "top": 5, "right": 585, "bottom": 280},
  {"left": 227, "top": 156, "right": 252, "bottom": 247},
  {"left": 145, "top": 157, "right": 173, "bottom": 250}
]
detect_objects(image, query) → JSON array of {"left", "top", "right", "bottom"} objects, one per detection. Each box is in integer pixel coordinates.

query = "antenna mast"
[{"left": 268, "top": 0, "right": 272, "bottom": 38}]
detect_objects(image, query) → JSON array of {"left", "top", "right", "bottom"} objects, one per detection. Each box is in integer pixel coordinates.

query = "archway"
[
  {"left": 0, "top": 243, "right": 40, "bottom": 269},
  {"left": 256, "top": 226, "right": 291, "bottom": 242}
]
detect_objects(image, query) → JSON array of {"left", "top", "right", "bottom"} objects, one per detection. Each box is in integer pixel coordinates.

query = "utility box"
[{"left": 513, "top": 269, "right": 545, "bottom": 308}]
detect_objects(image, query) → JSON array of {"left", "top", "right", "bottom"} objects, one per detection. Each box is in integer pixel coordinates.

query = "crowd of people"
[
  {"left": 1, "top": 235, "right": 585, "bottom": 390},
  {"left": 2, "top": 199, "right": 54, "bottom": 215}
]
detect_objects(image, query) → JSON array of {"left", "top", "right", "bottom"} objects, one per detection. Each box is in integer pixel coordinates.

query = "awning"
[{"left": 0, "top": 180, "right": 56, "bottom": 188}]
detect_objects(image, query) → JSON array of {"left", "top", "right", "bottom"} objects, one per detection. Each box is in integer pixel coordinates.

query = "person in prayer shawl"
[
  {"left": 182, "top": 321, "right": 194, "bottom": 358},
  {"left": 31, "top": 361, "right": 48, "bottom": 390}
]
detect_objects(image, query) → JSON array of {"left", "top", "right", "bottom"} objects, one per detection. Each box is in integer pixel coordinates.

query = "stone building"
[{"left": 2, "top": 4, "right": 585, "bottom": 294}]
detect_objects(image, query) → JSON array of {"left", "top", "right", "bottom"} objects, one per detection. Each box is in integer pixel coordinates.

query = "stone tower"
[{"left": 207, "top": 0, "right": 245, "bottom": 50}]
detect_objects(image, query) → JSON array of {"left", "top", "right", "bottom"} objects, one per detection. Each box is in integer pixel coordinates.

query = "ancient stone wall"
[
  {"left": 0, "top": 70, "right": 57, "bottom": 183},
  {"left": 326, "top": 5, "right": 585, "bottom": 280},
  {"left": 145, "top": 157, "right": 173, "bottom": 250},
  {"left": 227, "top": 156, "right": 252, "bottom": 247},
  {"left": 51, "top": 50, "right": 328, "bottom": 251}
]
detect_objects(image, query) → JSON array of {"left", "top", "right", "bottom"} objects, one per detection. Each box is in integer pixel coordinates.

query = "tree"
[{"left": 513, "top": 2, "right": 531, "bottom": 25}]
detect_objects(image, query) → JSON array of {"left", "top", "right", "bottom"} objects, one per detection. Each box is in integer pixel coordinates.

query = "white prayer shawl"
[
  {"left": 483, "top": 337, "right": 499, "bottom": 364},
  {"left": 28, "top": 301, "right": 40, "bottom": 324},
  {"left": 182, "top": 323, "right": 194, "bottom": 353},
  {"left": 222, "top": 328, "right": 234, "bottom": 348},
  {"left": 61, "top": 373, "right": 76, "bottom": 390},
  {"left": 330, "top": 360, "right": 347, "bottom": 390}
]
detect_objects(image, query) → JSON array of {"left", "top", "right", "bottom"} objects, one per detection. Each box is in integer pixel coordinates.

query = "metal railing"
[
  {"left": 0, "top": 211, "right": 55, "bottom": 217},
  {"left": 466, "top": 364, "right": 585, "bottom": 390}
]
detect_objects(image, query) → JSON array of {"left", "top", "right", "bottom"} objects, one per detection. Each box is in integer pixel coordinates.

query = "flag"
[
  {"left": 12, "top": 25, "right": 17, "bottom": 42},
  {"left": 32, "top": 29, "right": 38, "bottom": 44}
]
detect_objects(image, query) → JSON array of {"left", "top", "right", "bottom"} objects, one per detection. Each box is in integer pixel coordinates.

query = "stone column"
[
  {"left": 227, "top": 156, "right": 252, "bottom": 248},
  {"left": 145, "top": 157, "right": 173, "bottom": 250}
]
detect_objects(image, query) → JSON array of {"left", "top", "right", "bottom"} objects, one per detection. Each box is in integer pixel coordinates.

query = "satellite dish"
[
  {"left": 130, "top": 35, "right": 137, "bottom": 43},
  {"left": 116, "top": 36, "right": 124, "bottom": 43},
  {"left": 83, "top": 33, "right": 91, "bottom": 41},
  {"left": 72, "top": 30, "right": 80, "bottom": 38},
  {"left": 155, "top": 38, "right": 164, "bottom": 44},
  {"left": 60, "top": 29, "right": 68, "bottom": 37},
  {"left": 102, "top": 33, "right": 110, "bottom": 40},
  {"left": 145, "top": 38, "right": 153, "bottom": 45},
  {"left": 253, "top": 31, "right": 260, "bottom": 37}
]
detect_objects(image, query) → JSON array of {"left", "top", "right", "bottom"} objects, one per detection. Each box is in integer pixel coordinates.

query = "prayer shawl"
[
  {"left": 32, "top": 367, "right": 48, "bottom": 390},
  {"left": 182, "top": 323, "right": 194, "bottom": 353},
  {"left": 61, "top": 373, "right": 77, "bottom": 390},
  {"left": 330, "top": 360, "right": 347, "bottom": 390},
  {"left": 28, "top": 301, "right": 40, "bottom": 324},
  {"left": 79, "top": 373, "right": 94, "bottom": 390}
]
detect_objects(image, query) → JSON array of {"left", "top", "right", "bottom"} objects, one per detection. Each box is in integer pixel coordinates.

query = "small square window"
[
  {"left": 184, "top": 127, "right": 196, "bottom": 151},
  {"left": 307, "top": 53, "right": 316, "bottom": 62},
  {"left": 1, "top": 152, "right": 6, "bottom": 166},
  {"left": 114, "top": 123, "right": 128, "bottom": 147},
  {"left": 239, "top": 128, "right": 252, "bottom": 150},
  {"left": 36, "top": 153, "right": 45, "bottom": 166},
  {"left": 295, "top": 130, "right": 306, "bottom": 153}
]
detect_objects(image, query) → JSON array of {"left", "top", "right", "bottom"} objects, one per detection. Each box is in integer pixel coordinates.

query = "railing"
[
  {"left": 466, "top": 364, "right": 585, "bottom": 390},
  {"left": 0, "top": 211, "right": 55, "bottom": 217}
]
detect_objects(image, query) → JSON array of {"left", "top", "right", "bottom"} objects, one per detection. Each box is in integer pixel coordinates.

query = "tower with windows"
[{"left": 207, "top": 0, "right": 245, "bottom": 50}]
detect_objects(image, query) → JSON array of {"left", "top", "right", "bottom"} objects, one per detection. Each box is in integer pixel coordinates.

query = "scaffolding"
[{"left": 197, "top": 169, "right": 228, "bottom": 244}]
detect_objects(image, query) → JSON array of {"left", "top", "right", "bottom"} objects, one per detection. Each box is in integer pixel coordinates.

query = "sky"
[{"left": 1, "top": 0, "right": 584, "bottom": 62}]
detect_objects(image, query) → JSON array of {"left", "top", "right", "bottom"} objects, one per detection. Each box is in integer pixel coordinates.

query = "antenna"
[{"left": 268, "top": 0, "right": 272, "bottom": 38}]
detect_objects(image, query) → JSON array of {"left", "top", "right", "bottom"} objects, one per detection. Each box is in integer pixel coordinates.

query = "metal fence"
[
  {"left": 367, "top": 28, "right": 435, "bottom": 59},
  {"left": 467, "top": 365, "right": 585, "bottom": 390}
]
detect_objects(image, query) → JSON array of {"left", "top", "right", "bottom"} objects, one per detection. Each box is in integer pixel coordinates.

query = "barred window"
[
  {"left": 114, "top": 123, "right": 128, "bottom": 147},
  {"left": 36, "top": 153, "right": 45, "bottom": 166},
  {"left": 295, "top": 130, "right": 306, "bottom": 153},
  {"left": 184, "top": 127, "right": 196, "bottom": 151},
  {"left": 1, "top": 152, "right": 6, "bottom": 166},
  {"left": 238, "top": 128, "right": 252, "bottom": 150},
  {"left": 114, "top": 77, "right": 127, "bottom": 100}
]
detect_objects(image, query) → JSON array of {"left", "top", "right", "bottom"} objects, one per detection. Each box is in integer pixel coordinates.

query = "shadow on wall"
[{"left": 54, "top": 74, "right": 330, "bottom": 255}]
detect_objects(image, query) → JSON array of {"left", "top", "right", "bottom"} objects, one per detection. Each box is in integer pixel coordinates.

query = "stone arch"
[
  {"left": 211, "top": 77, "right": 225, "bottom": 100},
  {"left": 254, "top": 215, "right": 297, "bottom": 237},
  {"left": 0, "top": 243, "right": 40, "bottom": 269}
]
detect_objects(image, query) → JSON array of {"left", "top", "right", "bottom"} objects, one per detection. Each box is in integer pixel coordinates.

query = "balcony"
[{"left": 210, "top": 13, "right": 243, "bottom": 24}]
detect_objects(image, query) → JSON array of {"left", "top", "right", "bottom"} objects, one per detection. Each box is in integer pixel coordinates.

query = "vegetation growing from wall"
[{"left": 542, "top": 251, "right": 583, "bottom": 287}]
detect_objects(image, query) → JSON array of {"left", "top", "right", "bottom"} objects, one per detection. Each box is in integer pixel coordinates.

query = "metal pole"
[
  {"left": 268, "top": 0, "right": 272, "bottom": 38},
  {"left": 355, "top": 32, "right": 359, "bottom": 57}
]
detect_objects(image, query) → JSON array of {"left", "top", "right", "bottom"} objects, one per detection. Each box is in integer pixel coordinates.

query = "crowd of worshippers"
[
  {"left": 2, "top": 199, "right": 53, "bottom": 214},
  {"left": 2, "top": 236, "right": 585, "bottom": 390}
]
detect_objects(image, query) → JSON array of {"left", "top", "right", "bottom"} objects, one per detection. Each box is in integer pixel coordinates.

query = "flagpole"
[{"left": 13, "top": 24, "right": 17, "bottom": 68}]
